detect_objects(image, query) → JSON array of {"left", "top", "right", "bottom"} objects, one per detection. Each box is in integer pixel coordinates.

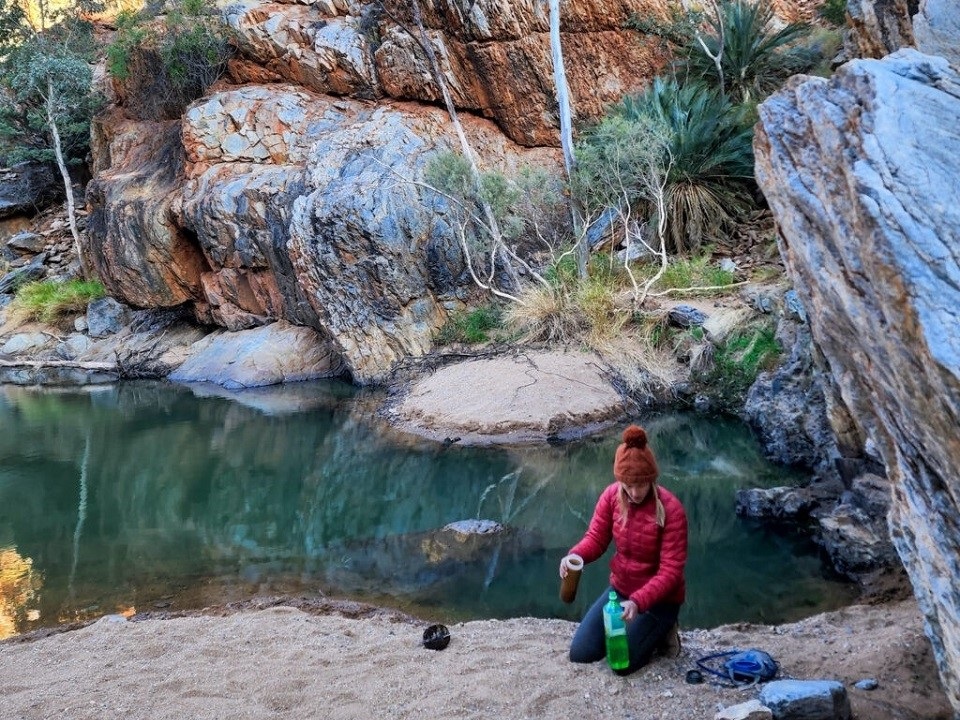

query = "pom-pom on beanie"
[{"left": 613, "top": 425, "right": 659, "bottom": 484}]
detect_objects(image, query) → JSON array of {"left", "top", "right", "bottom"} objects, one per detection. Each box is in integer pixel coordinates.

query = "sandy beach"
[{"left": 0, "top": 595, "right": 951, "bottom": 720}]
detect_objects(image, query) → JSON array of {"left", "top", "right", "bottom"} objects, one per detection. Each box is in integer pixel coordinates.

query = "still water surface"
[{"left": 0, "top": 381, "right": 856, "bottom": 638}]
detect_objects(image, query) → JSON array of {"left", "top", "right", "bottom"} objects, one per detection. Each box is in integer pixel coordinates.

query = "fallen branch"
[{"left": 649, "top": 280, "right": 751, "bottom": 296}]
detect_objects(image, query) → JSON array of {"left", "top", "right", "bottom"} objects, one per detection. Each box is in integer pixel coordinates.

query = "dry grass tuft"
[
  {"left": 504, "top": 285, "right": 587, "bottom": 344},
  {"left": 590, "top": 330, "right": 680, "bottom": 398}
]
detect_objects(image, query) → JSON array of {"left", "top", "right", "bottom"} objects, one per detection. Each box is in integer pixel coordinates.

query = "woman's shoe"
[{"left": 657, "top": 622, "right": 682, "bottom": 658}]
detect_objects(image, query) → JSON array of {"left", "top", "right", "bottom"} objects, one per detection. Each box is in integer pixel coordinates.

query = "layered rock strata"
[
  {"left": 226, "top": 0, "right": 672, "bottom": 146},
  {"left": 755, "top": 49, "right": 960, "bottom": 713}
]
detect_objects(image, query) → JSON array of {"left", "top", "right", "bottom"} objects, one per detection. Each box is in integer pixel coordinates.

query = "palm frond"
[
  {"left": 613, "top": 77, "right": 756, "bottom": 252},
  {"left": 682, "top": 0, "right": 813, "bottom": 103}
]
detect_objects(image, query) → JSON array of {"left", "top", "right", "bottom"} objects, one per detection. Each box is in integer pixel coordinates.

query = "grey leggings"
[{"left": 569, "top": 586, "right": 680, "bottom": 676}]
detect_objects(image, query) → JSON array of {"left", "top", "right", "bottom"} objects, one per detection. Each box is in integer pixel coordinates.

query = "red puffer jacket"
[{"left": 568, "top": 483, "right": 687, "bottom": 611}]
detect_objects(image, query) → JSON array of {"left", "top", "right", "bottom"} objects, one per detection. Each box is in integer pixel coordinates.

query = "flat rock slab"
[
  {"left": 389, "top": 350, "right": 625, "bottom": 445},
  {"left": 168, "top": 321, "right": 343, "bottom": 389},
  {"left": 0, "top": 359, "right": 118, "bottom": 385}
]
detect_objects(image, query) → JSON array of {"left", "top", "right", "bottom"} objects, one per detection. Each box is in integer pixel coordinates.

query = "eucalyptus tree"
[{"left": 0, "top": 0, "right": 103, "bottom": 277}]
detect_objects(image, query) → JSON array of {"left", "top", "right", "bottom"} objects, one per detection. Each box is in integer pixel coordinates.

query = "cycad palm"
[
  {"left": 684, "top": 0, "right": 812, "bottom": 104},
  {"left": 617, "top": 78, "right": 755, "bottom": 253}
]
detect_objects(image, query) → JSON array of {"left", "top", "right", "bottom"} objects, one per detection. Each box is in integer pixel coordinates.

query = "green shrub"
[
  {"left": 544, "top": 253, "right": 580, "bottom": 289},
  {"left": 699, "top": 321, "right": 781, "bottom": 406},
  {"left": 573, "top": 112, "right": 670, "bottom": 226},
  {"left": 426, "top": 151, "right": 568, "bottom": 256},
  {"left": 655, "top": 253, "right": 737, "bottom": 292},
  {"left": 106, "top": 10, "right": 147, "bottom": 81},
  {"left": 106, "top": 0, "right": 233, "bottom": 120},
  {"left": 648, "top": 319, "right": 675, "bottom": 349},
  {"left": 681, "top": 0, "right": 814, "bottom": 104},
  {"left": 9, "top": 279, "right": 106, "bottom": 324},
  {"left": 435, "top": 304, "right": 504, "bottom": 345}
]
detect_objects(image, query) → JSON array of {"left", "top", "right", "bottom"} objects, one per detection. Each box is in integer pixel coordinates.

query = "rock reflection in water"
[
  {"left": 323, "top": 521, "right": 542, "bottom": 600},
  {"left": 0, "top": 545, "right": 42, "bottom": 639}
]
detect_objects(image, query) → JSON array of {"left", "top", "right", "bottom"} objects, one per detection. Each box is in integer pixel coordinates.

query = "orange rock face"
[{"left": 374, "top": 0, "right": 673, "bottom": 145}]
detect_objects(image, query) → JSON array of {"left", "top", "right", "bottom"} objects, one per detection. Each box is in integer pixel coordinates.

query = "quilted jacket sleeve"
[
  {"left": 629, "top": 493, "right": 688, "bottom": 611},
  {"left": 568, "top": 484, "right": 615, "bottom": 565}
]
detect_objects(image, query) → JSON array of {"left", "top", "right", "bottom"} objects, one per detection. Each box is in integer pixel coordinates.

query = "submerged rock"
[{"left": 444, "top": 519, "right": 505, "bottom": 535}]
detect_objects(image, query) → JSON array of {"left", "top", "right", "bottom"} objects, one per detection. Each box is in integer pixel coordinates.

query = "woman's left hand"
[{"left": 620, "top": 599, "right": 639, "bottom": 622}]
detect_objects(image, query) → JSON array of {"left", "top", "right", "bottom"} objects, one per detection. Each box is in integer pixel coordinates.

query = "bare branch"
[
  {"left": 695, "top": 0, "right": 726, "bottom": 98},
  {"left": 649, "top": 280, "right": 750, "bottom": 296},
  {"left": 380, "top": 1, "right": 523, "bottom": 293}
]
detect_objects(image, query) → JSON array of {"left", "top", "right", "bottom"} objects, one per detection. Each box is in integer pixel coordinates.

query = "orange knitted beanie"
[{"left": 613, "top": 425, "right": 659, "bottom": 484}]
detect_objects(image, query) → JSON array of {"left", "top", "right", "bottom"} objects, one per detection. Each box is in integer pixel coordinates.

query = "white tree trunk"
[
  {"left": 547, "top": 0, "right": 574, "bottom": 176},
  {"left": 696, "top": 0, "right": 725, "bottom": 98},
  {"left": 46, "top": 76, "right": 89, "bottom": 278},
  {"left": 546, "top": 0, "right": 589, "bottom": 279}
]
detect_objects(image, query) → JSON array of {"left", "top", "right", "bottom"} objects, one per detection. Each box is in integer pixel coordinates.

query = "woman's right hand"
[{"left": 559, "top": 558, "right": 568, "bottom": 579}]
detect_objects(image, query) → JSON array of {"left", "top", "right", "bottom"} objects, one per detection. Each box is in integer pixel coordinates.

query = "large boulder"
[
  {"left": 168, "top": 320, "right": 344, "bottom": 388},
  {"left": 84, "top": 108, "right": 206, "bottom": 307},
  {"left": 177, "top": 85, "right": 558, "bottom": 382},
  {"left": 755, "top": 49, "right": 960, "bottom": 713},
  {"left": 0, "top": 163, "right": 59, "bottom": 219}
]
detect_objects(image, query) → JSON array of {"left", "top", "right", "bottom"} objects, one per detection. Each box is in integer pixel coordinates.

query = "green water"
[{"left": 0, "top": 381, "right": 856, "bottom": 638}]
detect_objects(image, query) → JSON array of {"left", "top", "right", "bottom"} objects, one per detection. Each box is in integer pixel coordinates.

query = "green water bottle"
[{"left": 603, "top": 591, "right": 629, "bottom": 671}]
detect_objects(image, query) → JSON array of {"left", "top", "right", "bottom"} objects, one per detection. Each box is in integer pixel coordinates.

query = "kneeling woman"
[{"left": 561, "top": 425, "right": 688, "bottom": 675}]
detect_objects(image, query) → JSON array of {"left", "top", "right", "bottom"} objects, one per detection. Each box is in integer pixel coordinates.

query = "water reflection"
[
  {"left": 0, "top": 381, "right": 856, "bottom": 636},
  {"left": 0, "top": 545, "right": 42, "bottom": 639}
]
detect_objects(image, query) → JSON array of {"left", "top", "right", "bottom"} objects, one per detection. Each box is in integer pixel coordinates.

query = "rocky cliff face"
[
  {"left": 755, "top": 47, "right": 960, "bottom": 714},
  {"left": 85, "top": 0, "right": 669, "bottom": 382}
]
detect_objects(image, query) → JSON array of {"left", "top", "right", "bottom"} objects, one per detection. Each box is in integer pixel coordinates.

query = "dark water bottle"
[{"left": 603, "top": 591, "right": 629, "bottom": 671}]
